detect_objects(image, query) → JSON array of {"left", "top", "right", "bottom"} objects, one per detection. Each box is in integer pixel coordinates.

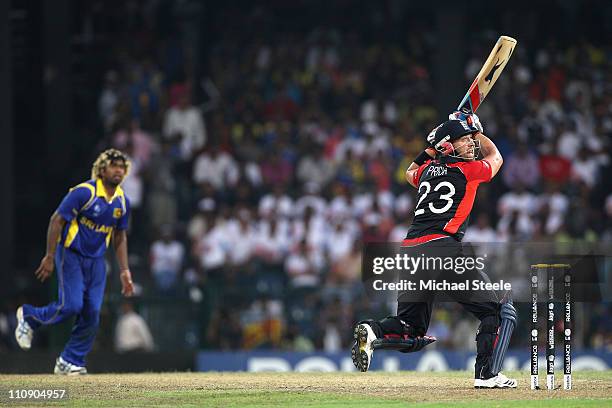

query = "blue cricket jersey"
[{"left": 56, "top": 178, "right": 130, "bottom": 258}]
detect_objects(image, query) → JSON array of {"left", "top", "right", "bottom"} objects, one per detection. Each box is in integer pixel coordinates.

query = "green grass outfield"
[{"left": 1, "top": 371, "right": 611, "bottom": 407}]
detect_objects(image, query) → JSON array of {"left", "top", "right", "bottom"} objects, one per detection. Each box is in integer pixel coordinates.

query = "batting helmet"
[{"left": 426, "top": 119, "right": 479, "bottom": 152}]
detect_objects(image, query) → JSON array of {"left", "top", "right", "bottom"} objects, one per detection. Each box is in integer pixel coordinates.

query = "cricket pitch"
[{"left": 1, "top": 371, "right": 611, "bottom": 407}]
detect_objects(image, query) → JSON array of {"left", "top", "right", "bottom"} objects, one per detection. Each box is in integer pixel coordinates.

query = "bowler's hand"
[
  {"left": 35, "top": 255, "right": 55, "bottom": 282},
  {"left": 120, "top": 270, "right": 135, "bottom": 297}
]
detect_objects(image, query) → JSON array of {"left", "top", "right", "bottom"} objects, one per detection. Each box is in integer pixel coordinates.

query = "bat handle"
[{"left": 457, "top": 96, "right": 474, "bottom": 115}]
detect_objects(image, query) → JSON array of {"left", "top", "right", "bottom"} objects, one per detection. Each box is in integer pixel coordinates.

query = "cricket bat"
[{"left": 457, "top": 35, "right": 517, "bottom": 114}]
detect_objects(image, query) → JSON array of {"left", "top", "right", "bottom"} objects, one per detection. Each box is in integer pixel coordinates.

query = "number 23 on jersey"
[{"left": 414, "top": 181, "right": 456, "bottom": 216}]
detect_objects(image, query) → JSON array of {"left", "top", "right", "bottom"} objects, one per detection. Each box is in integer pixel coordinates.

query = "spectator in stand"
[
  {"left": 207, "top": 308, "right": 243, "bottom": 350},
  {"left": 252, "top": 214, "right": 290, "bottom": 297},
  {"left": 290, "top": 206, "right": 327, "bottom": 272},
  {"left": 114, "top": 302, "right": 154, "bottom": 353},
  {"left": 147, "top": 139, "right": 178, "bottom": 231},
  {"left": 517, "top": 105, "right": 554, "bottom": 146},
  {"left": 163, "top": 90, "right": 206, "bottom": 161},
  {"left": 260, "top": 150, "right": 293, "bottom": 189},
  {"left": 99, "top": 70, "right": 120, "bottom": 133},
  {"left": 368, "top": 149, "right": 393, "bottom": 192},
  {"left": 295, "top": 184, "right": 328, "bottom": 217},
  {"left": 150, "top": 225, "right": 185, "bottom": 293},
  {"left": 325, "top": 221, "right": 355, "bottom": 264},
  {"left": 557, "top": 120, "right": 582, "bottom": 161},
  {"left": 225, "top": 209, "right": 257, "bottom": 282},
  {"left": 337, "top": 149, "right": 366, "bottom": 186},
  {"left": 120, "top": 143, "right": 144, "bottom": 240},
  {"left": 335, "top": 129, "right": 367, "bottom": 163},
  {"left": 539, "top": 138, "right": 572, "bottom": 184},
  {"left": 240, "top": 297, "right": 284, "bottom": 349},
  {"left": 195, "top": 215, "right": 228, "bottom": 283},
  {"left": 296, "top": 143, "right": 336, "bottom": 189},
  {"left": 376, "top": 190, "right": 395, "bottom": 217},
  {"left": 571, "top": 146, "right": 600, "bottom": 189},
  {"left": 192, "top": 145, "right": 240, "bottom": 190},
  {"left": 362, "top": 213, "right": 387, "bottom": 243},
  {"left": 539, "top": 183, "right": 569, "bottom": 235},
  {"left": 128, "top": 59, "right": 163, "bottom": 131},
  {"left": 319, "top": 296, "right": 351, "bottom": 352},
  {"left": 327, "top": 239, "right": 362, "bottom": 290},
  {"left": 112, "top": 120, "right": 157, "bottom": 168},
  {"left": 188, "top": 195, "right": 216, "bottom": 242},
  {"left": 285, "top": 239, "right": 320, "bottom": 289},
  {"left": 464, "top": 213, "right": 498, "bottom": 243},
  {"left": 254, "top": 214, "right": 290, "bottom": 262},
  {"left": 259, "top": 185, "right": 294, "bottom": 218},
  {"left": 363, "top": 198, "right": 394, "bottom": 241},
  {"left": 328, "top": 185, "right": 355, "bottom": 220},
  {"left": 502, "top": 142, "right": 540, "bottom": 189},
  {"left": 242, "top": 160, "right": 263, "bottom": 190},
  {"left": 497, "top": 183, "right": 539, "bottom": 240}
]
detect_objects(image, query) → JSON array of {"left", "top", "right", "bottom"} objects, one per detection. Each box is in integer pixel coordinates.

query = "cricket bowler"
[
  {"left": 352, "top": 113, "right": 518, "bottom": 388},
  {"left": 15, "top": 149, "right": 135, "bottom": 374}
]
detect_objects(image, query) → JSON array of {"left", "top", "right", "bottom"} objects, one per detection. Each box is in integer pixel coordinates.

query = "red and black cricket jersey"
[{"left": 404, "top": 158, "right": 492, "bottom": 242}]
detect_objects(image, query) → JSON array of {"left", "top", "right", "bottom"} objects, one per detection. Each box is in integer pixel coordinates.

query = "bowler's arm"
[
  {"left": 113, "top": 229, "right": 134, "bottom": 296},
  {"left": 34, "top": 212, "right": 66, "bottom": 281},
  {"left": 46, "top": 212, "right": 67, "bottom": 256}
]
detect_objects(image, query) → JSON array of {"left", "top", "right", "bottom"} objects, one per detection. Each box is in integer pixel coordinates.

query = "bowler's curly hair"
[{"left": 91, "top": 148, "right": 131, "bottom": 181}]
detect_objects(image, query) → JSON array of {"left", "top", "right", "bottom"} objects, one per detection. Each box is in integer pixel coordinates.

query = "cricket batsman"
[
  {"left": 352, "top": 113, "right": 518, "bottom": 388},
  {"left": 15, "top": 149, "right": 135, "bottom": 374}
]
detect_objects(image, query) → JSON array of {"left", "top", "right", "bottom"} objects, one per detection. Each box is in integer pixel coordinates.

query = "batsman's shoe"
[
  {"left": 54, "top": 356, "right": 87, "bottom": 375},
  {"left": 474, "top": 372, "right": 517, "bottom": 389},
  {"left": 351, "top": 323, "right": 377, "bottom": 372},
  {"left": 15, "top": 306, "right": 33, "bottom": 351}
]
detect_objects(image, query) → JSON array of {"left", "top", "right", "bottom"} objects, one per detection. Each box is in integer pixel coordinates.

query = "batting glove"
[{"left": 449, "top": 111, "right": 484, "bottom": 133}]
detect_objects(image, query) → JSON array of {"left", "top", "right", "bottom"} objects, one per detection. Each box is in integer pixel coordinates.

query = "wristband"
[{"left": 414, "top": 150, "right": 432, "bottom": 166}]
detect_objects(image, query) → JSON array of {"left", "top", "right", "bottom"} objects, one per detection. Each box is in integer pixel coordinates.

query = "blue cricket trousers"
[{"left": 23, "top": 246, "right": 107, "bottom": 367}]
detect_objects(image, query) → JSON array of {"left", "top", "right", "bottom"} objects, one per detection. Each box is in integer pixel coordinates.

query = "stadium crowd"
[{"left": 2, "top": 2, "right": 610, "bottom": 354}]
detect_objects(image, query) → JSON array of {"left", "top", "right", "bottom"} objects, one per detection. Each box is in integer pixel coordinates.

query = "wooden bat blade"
[{"left": 457, "top": 35, "right": 517, "bottom": 113}]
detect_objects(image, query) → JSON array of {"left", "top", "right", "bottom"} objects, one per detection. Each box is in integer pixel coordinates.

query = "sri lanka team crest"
[{"left": 113, "top": 208, "right": 122, "bottom": 218}]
